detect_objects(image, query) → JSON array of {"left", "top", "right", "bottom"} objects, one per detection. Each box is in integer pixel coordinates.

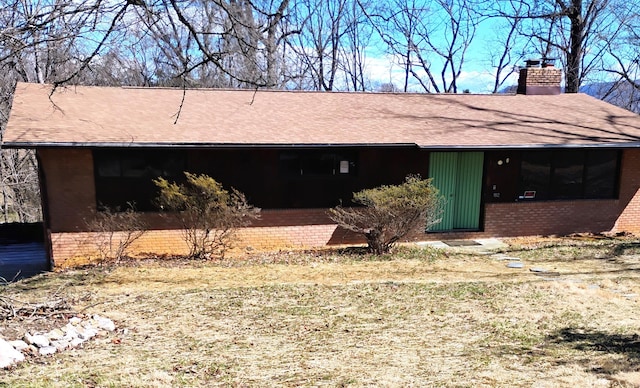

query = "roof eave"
[
  {"left": 1, "top": 141, "right": 420, "bottom": 149},
  {"left": 418, "top": 142, "right": 640, "bottom": 150},
  {"left": 5, "top": 141, "right": 640, "bottom": 149}
]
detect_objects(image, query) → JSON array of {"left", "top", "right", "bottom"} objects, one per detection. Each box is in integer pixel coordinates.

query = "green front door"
[{"left": 428, "top": 152, "right": 484, "bottom": 231}]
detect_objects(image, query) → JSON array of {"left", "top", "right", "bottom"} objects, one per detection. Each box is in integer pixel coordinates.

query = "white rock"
[
  {"left": 93, "top": 315, "right": 116, "bottom": 332},
  {"left": 61, "top": 323, "right": 74, "bottom": 333},
  {"left": 8, "top": 340, "right": 29, "bottom": 351},
  {"left": 51, "top": 340, "right": 70, "bottom": 351},
  {"left": 62, "top": 323, "right": 79, "bottom": 340},
  {"left": 0, "top": 338, "right": 25, "bottom": 368},
  {"left": 24, "top": 333, "right": 50, "bottom": 348},
  {"left": 46, "top": 328, "right": 65, "bottom": 341},
  {"left": 69, "top": 317, "right": 82, "bottom": 325},
  {"left": 38, "top": 346, "right": 57, "bottom": 355},
  {"left": 77, "top": 326, "right": 98, "bottom": 340},
  {"left": 69, "top": 337, "right": 85, "bottom": 348}
]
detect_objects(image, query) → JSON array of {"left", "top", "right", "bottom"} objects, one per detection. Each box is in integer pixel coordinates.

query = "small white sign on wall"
[{"left": 339, "top": 160, "right": 349, "bottom": 173}]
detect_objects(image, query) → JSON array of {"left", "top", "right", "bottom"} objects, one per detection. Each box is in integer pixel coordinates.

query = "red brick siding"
[
  {"left": 51, "top": 230, "right": 190, "bottom": 268},
  {"left": 48, "top": 209, "right": 365, "bottom": 267},
  {"left": 483, "top": 200, "right": 618, "bottom": 236},
  {"left": 50, "top": 223, "right": 361, "bottom": 268}
]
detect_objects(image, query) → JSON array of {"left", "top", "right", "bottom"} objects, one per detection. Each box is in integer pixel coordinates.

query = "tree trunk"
[{"left": 564, "top": 0, "right": 584, "bottom": 93}]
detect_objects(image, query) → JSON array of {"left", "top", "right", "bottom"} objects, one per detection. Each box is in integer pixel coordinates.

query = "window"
[
  {"left": 584, "top": 151, "right": 618, "bottom": 198},
  {"left": 279, "top": 150, "right": 357, "bottom": 177},
  {"left": 551, "top": 150, "right": 584, "bottom": 199},
  {"left": 519, "top": 151, "right": 551, "bottom": 200},
  {"left": 278, "top": 150, "right": 358, "bottom": 208},
  {"left": 93, "top": 149, "right": 186, "bottom": 211},
  {"left": 518, "top": 150, "right": 619, "bottom": 200}
]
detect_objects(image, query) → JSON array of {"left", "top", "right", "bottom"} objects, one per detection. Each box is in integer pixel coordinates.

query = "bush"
[
  {"left": 328, "top": 175, "right": 443, "bottom": 254},
  {"left": 84, "top": 203, "right": 147, "bottom": 262},
  {"left": 154, "top": 172, "right": 260, "bottom": 259}
]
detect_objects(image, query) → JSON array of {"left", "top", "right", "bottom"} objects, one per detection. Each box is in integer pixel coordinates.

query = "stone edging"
[{"left": 0, "top": 314, "right": 116, "bottom": 369}]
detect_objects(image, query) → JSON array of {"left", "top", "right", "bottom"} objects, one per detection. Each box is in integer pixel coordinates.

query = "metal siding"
[
  {"left": 454, "top": 152, "right": 484, "bottom": 229},
  {"left": 429, "top": 152, "right": 458, "bottom": 231},
  {"left": 0, "top": 242, "right": 49, "bottom": 281}
]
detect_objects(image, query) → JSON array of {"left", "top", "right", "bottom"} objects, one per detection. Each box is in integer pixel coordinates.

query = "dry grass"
[{"left": 1, "top": 237, "right": 640, "bottom": 387}]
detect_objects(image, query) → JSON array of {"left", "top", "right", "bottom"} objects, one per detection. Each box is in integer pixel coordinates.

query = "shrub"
[
  {"left": 328, "top": 175, "right": 443, "bottom": 254},
  {"left": 154, "top": 172, "right": 260, "bottom": 259},
  {"left": 84, "top": 203, "right": 147, "bottom": 262}
]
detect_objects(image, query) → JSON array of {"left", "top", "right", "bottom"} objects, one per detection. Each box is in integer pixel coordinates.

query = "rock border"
[{"left": 0, "top": 314, "right": 116, "bottom": 369}]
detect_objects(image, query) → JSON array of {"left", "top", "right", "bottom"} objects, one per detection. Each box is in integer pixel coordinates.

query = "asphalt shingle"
[{"left": 4, "top": 82, "right": 640, "bottom": 148}]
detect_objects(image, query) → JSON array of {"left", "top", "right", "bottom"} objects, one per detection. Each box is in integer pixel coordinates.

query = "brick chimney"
[{"left": 516, "top": 59, "right": 562, "bottom": 95}]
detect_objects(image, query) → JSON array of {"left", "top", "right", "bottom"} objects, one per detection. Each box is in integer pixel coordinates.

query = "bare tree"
[
  {"left": 478, "top": 2, "right": 532, "bottom": 93},
  {"left": 287, "top": 0, "right": 350, "bottom": 91},
  {"left": 137, "top": 0, "right": 294, "bottom": 88},
  {"left": 362, "top": 0, "right": 479, "bottom": 93},
  {"left": 596, "top": 3, "right": 640, "bottom": 112},
  {"left": 494, "top": 0, "right": 622, "bottom": 93},
  {"left": 339, "top": 0, "right": 374, "bottom": 91}
]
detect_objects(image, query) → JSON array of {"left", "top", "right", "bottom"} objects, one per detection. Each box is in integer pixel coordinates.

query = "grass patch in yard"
[{"left": 2, "top": 238, "right": 640, "bottom": 387}]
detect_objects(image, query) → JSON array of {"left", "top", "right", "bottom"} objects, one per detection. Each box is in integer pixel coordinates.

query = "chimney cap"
[
  {"left": 525, "top": 58, "right": 558, "bottom": 68},
  {"left": 525, "top": 59, "right": 541, "bottom": 67}
]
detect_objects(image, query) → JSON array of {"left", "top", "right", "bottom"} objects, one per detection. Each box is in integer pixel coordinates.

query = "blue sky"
[{"left": 358, "top": 20, "right": 524, "bottom": 94}]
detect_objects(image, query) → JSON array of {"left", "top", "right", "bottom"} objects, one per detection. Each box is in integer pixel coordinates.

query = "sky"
[
  {"left": 354, "top": 13, "right": 530, "bottom": 94},
  {"left": 364, "top": 52, "right": 520, "bottom": 94}
]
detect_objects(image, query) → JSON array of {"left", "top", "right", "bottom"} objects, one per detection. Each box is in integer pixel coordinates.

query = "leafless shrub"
[{"left": 84, "top": 204, "right": 147, "bottom": 262}]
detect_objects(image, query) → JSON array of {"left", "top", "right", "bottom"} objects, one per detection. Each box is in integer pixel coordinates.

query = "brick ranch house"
[{"left": 4, "top": 64, "right": 640, "bottom": 267}]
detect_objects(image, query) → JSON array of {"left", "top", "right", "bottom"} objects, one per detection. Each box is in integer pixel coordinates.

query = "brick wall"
[
  {"left": 48, "top": 208, "right": 366, "bottom": 267},
  {"left": 480, "top": 149, "right": 640, "bottom": 237},
  {"left": 520, "top": 67, "right": 563, "bottom": 86},
  {"left": 483, "top": 200, "right": 619, "bottom": 237},
  {"left": 50, "top": 230, "right": 190, "bottom": 268}
]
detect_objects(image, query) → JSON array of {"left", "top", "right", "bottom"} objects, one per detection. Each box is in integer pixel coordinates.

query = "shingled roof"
[{"left": 4, "top": 82, "right": 640, "bottom": 149}]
